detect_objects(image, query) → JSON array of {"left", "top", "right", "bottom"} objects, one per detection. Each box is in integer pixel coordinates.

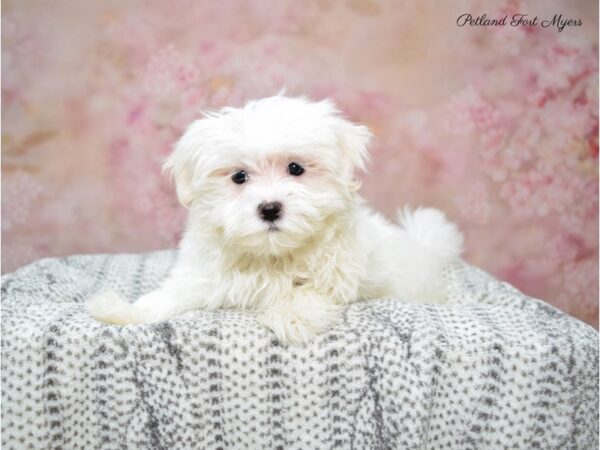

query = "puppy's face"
[{"left": 165, "top": 96, "right": 371, "bottom": 256}]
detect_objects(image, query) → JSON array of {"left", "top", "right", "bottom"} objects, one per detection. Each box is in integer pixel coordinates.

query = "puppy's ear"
[
  {"left": 336, "top": 118, "right": 372, "bottom": 176},
  {"left": 163, "top": 121, "right": 202, "bottom": 209},
  {"left": 316, "top": 97, "right": 371, "bottom": 175}
]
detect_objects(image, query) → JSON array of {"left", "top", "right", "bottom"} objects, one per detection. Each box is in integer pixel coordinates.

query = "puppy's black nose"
[{"left": 258, "top": 201, "right": 282, "bottom": 222}]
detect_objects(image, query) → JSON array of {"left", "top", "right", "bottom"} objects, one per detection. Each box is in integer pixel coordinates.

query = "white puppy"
[{"left": 88, "top": 95, "right": 463, "bottom": 345}]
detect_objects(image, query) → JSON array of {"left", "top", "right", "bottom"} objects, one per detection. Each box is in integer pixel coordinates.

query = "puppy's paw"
[
  {"left": 257, "top": 301, "right": 341, "bottom": 346},
  {"left": 257, "top": 310, "right": 317, "bottom": 345},
  {"left": 399, "top": 207, "right": 463, "bottom": 261},
  {"left": 87, "top": 290, "right": 139, "bottom": 325}
]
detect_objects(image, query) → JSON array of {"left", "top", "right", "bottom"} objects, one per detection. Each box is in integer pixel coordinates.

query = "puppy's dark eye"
[
  {"left": 287, "top": 162, "right": 305, "bottom": 176},
  {"left": 232, "top": 170, "right": 248, "bottom": 184}
]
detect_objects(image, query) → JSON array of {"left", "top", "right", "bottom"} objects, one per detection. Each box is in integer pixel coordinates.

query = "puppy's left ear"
[
  {"left": 337, "top": 120, "right": 372, "bottom": 173},
  {"left": 336, "top": 118, "right": 372, "bottom": 177}
]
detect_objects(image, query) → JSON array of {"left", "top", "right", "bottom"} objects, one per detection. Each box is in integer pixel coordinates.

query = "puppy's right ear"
[{"left": 163, "top": 121, "right": 201, "bottom": 209}]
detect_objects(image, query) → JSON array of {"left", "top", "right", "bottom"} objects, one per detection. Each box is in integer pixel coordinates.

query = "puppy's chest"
[
  {"left": 226, "top": 257, "right": 313, "bottom": 288},
  {"left": 216, "top": 259, "right": 313, "bottom": 310}
]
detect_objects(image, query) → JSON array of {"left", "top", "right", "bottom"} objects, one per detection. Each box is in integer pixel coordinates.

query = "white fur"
[{"left": 88, "top": 95, "right": 464, "bottom": 345}]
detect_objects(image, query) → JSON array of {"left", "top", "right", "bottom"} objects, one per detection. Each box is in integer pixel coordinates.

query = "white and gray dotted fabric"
[{"left": 1, "top": 250, "right": 598, "bottom": 449}]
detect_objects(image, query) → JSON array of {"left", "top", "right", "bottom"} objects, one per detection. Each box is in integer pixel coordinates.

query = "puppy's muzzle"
[{"left": 258, "top": 201, "right": 282, "bottom": 222}]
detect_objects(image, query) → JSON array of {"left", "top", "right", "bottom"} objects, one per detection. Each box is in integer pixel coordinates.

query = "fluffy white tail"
[
  {"left": 391, "top": 207, "right": 463, "bottom": 302},
  {"left": 398, "top": 207, "right": 464, "bottom": 263}
]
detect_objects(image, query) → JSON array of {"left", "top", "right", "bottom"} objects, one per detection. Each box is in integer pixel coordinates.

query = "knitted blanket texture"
[{"left": 1, "top": 251, "right": 598, "bottom": 449}]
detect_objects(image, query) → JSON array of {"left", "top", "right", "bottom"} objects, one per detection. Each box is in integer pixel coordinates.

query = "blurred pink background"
[{"left": 2, "top": 0, "right": 598, "bottom": 327}]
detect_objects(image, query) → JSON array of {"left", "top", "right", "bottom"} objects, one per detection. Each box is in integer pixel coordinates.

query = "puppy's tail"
[
  {"left": 393, "top": 207, "right": 463, "bottom": 303},
  {"left": 397, "top": 207, "right": 464, "bottom": 265}
]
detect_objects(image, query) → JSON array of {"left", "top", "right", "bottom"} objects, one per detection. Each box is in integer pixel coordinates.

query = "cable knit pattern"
[{"left": 1, "top": 250, "right": 598, "bottom": 449}]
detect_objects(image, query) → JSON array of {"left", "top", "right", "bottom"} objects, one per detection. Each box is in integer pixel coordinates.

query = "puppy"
[{"left": 88, "top": 95, "right": 463, "bottom": 345}]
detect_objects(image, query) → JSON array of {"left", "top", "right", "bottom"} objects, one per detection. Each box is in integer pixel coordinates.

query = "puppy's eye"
[
  {"left": 287, "top": 162, "right": 305, "bottom": 176},
  {"left": 231, "top": 170, "right": 248, "bottom": 184}
]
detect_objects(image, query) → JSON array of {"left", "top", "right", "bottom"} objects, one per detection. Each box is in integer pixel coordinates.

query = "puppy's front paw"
[
  {"left": 87, "top": 290, "right": 139, "bottom": 325},
  {"left": 257, "top": 301, "right": 341, "bottom": 345},
  {"left": 88, "top": 290, "right": 168, "bottom": 325}
]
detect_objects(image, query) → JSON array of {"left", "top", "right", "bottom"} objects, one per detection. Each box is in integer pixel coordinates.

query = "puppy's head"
[{"left": 164, "top": 95, "right": 371, "bottom": 255}]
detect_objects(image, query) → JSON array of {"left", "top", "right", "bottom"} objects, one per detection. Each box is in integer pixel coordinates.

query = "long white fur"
[{"left": 88, "top": 95, "right": 464, "bottom": 345}]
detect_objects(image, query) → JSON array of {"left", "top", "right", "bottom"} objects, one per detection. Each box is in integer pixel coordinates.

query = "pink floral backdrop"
[{"left": 2, "top": 0, "right": 598, "bottom": 327}]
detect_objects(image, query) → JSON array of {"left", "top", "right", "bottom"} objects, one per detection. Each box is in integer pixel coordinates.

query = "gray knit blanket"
[{"left": 1, "top": 251, "right": 598, "bottom": 449}]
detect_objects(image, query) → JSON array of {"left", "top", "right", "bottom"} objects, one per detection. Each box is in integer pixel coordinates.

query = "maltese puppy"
[{"left": 88, "top": 95, "right": 463, "bottom": 345}]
